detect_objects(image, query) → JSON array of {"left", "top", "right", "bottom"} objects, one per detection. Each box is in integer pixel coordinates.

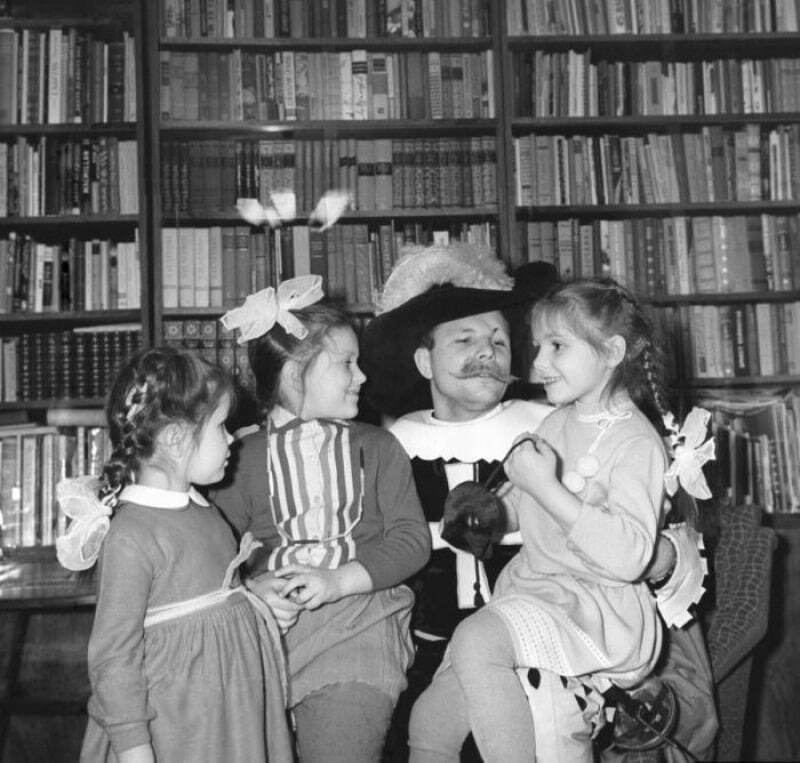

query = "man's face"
[{"left": 414, "top": 311, "right": 512, "bottom": 422}]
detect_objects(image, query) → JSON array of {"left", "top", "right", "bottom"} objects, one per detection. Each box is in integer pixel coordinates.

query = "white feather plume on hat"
[{"left": 377, "top": 243, "right": 513, "bottom": 314}]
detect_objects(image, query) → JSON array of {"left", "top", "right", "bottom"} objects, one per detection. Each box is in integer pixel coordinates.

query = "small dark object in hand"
[{"left": 441, "top": 481, "right": 507, "bottom": 561}]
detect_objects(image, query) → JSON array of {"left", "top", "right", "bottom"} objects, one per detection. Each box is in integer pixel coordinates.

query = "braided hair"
[
  {"left": 100, "top": 346, "right": 234, "bottom": 504},
  {"left": 530, "top": 277, "right": 669, "bottom": 427}
]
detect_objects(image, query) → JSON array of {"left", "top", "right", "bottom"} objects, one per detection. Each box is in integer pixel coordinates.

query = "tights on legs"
[{"left": 409, "top": 609, "right": 535, "bottom": 763}]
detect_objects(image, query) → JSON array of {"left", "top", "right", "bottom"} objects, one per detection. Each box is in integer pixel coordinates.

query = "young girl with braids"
[
  {"left": 56, "top": 347, "right": 293, "bottom": 763},
  {"left": 409, "top": 277, "right": 690, "bottom": 763},
  {"left": 208, "top": 275, "right": 430, "bottom": 763}
]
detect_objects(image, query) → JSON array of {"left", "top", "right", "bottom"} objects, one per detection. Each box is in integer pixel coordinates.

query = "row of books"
[
  {"left": 162, "top": 219, "right": 496, "bottom": 309},
  {"left": 162, "top": 0, "right": 489, "bottom": 39},
  {"left": 162, "top": 318, "right": 254, "bottom": 390},
  {"left": 0, "top": 422, "right": 110, "bottom": 549},
  {"left": 683, "top": 302, "right": 800, "bottom": 380},
  {"left": 518, "top": 214, "right": 800, "bottom": 296},
  {"left": 513, "top": 52, "right": 800, "bottom": 118},
  {"left": 161, "top": 136, "right": 498, "bottom": 214},
  {"left": 513, "top": 126, "right": 800, "bottom": 207},
  {"left": 0, "top": 27, "right": 136, "bottom": 126},
  {"left": 0, "top": 137, "right": 139, "bottom": 217},
  {"left": 0, "top": 233, "right": 141, "bottom": 314},
  {"left": 506, "top": 0, "right": 800, "bottom": 35},
  {"left": 159, "top": 49, "right": 495, "bottom": 122},
  {"left": 0, "top": 326, "right": 142, "bottom": 403},
  {"left": 698, "top": 388, "right": 800, "bottom": 514}
]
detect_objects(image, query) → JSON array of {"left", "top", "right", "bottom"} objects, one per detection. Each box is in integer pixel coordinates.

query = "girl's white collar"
[{"left": 119, "top": 484, "right": 210, "bottom": 509}]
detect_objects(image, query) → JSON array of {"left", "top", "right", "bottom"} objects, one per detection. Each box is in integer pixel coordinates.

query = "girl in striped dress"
[{"left": 210, "top": 276, "right": 431, "bottom": 763}]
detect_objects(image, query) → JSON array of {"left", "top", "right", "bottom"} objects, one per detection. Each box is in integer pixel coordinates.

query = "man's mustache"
[{"left": 454, "top": 360, "right": 518, "bottom": 384}]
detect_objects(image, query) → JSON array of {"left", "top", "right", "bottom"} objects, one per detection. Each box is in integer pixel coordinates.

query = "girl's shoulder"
[{"left": 345, "top": 419, "right": 400, "bottom": 448}]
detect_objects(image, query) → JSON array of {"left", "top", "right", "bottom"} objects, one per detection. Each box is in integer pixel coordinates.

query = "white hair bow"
[
  {"left": 663, "top": 407, "right": 716, "bottom": 500},
  {"left": 220, "top": 275, "right": 324, "bottom": 344},
  {"left": 55, "top": 476, "right": 114, "bottom": 571}
]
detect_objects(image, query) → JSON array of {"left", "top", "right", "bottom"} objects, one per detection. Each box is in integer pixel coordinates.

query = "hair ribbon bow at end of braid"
[
  {"left": 55, "top": 476, "right": 113, "bottom": 571},
  {"left": 663, "top": 407, "right": 716, "bottom": 500},
  {"left": 219, "top": 275, "right": 325, "bottom": 345}
]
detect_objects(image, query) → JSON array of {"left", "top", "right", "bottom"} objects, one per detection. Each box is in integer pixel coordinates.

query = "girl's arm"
[
  {"left": 118, "top": 744, "right": 155, "bottom": 763},
  {"left": 507, "top": 433, "right": 662, "bottom": 582},
  {"left": 347, "top": 429, "right": 431, "bottom": 590},
  {"left": 87, "top": 530, "right": 155, "bottom": 756}
]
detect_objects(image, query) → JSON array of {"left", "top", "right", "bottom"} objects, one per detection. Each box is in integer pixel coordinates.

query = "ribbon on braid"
[
  {"left": 55, "top": 476, "right": 119, "bottom": 571},
  {"left": 663, "top": 408, "right": 716, "bottom": 500}
]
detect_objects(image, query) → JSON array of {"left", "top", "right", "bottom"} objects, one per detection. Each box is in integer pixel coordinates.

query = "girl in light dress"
[
  {"left": 57, "top": 346, "right": 292, "bottom": 763},
  {"left": 409, "top": 277, "right": 700, "bottom": 762}
]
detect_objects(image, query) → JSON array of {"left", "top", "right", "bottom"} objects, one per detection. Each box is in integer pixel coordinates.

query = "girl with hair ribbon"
[{"left": 210, "top": 275, "right": 430, "bottom": 763}]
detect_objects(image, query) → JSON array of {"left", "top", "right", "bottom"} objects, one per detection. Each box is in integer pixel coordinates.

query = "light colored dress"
[
  {"left": 80, "top": 484, "right": 292, "bottom": 763},
  {"left": 489, "top": 402, "right": 666, "bottom": 689}
]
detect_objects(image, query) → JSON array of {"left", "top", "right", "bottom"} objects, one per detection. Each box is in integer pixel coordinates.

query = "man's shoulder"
[
  {"left": 502, "top": 398, "right": 553, "bottom": 428},
  {"left": 388, "top": 400, "right": 552, "bottom": 461}
]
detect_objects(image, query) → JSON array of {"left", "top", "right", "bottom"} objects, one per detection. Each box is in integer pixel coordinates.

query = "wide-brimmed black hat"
[{"left": 361, "top": 284, "right": 529, "bottom": 417}]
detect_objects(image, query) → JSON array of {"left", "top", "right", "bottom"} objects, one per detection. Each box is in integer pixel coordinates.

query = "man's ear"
[
  {"left": 414, "top": 347, "right": 433, "bottom": 381},
  {"left": 604, "top": 335, "right": 627, "bottom": 368}
]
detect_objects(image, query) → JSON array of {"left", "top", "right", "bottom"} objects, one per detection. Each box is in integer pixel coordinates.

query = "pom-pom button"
[{"left": 563, "top": 471, "right": 586, "bottom": 494}]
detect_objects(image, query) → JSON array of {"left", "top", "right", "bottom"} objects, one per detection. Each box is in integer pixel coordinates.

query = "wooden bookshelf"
[{"left": 0, "top": 0, "right": 148, "bottom": 559}]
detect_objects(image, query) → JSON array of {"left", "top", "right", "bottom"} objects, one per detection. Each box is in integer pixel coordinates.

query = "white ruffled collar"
[
  {"left": 119, "top": 484, "right": 210, "bottom": 510},
  {"left": 390, "top": 399, "right": 552, "bottom": 462}
]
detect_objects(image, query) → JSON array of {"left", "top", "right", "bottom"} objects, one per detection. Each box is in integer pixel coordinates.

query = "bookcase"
[
  {"left": 144, "top": 0, "right": 511, "bottom": 393},
  {"left": 502, "top": 0, "right": 800, "bottom": 516},
  {"left": 0, "top": 0, "right": 148, "bottom": 555}
]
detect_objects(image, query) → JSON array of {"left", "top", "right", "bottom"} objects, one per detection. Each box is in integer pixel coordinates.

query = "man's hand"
[
  {"left": 245, "top": 571, "right": 303, "bottom": 632},
  {"left": 645, "top": 535, "right": 677, "bottom": 586}
]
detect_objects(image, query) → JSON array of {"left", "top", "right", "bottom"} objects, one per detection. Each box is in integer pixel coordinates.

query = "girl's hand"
[
  {"left": 505, "top": 433, "right": 559, "bottom": 500},
  {"left": 118, "top": 744, "right": 155, "bottom": 763},
  {"left": 274, "top": 564, "right": 343, "bottom": 610},
  {"left": 245, "top": 572, "right": 303, "bottom": 632}
]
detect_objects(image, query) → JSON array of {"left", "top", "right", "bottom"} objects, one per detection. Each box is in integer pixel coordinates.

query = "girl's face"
[
  {"left": 299, "top": 326, "right": 366, "bottom": 420},
  {"left": 530, "top": 316, "right": 617, "bottom": 410},
  {"left": 185, "top": 395, "right": 234, "bottom": 486}
]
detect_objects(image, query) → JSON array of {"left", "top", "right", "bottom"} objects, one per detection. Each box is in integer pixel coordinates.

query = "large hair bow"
[
  {"left": 663, "top": 407, "right": 716, "bottom": 500},
  {"left": 220, "top": 275, "right": 324, "bottom": 344},
  {"left": 55, "top": 476, "right": 113, "bottom": 571}
]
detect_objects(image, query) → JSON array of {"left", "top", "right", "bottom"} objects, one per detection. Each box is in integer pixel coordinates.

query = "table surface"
[{"left": 0, "top": 554, "right": 96, "bottom": 610}]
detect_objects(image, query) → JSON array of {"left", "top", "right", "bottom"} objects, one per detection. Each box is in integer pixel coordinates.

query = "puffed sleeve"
[
  {"left": 354, "top": 428, "right": 431, "bottom": 590},
  {"left": 86, "top": 529, "right": 155, "bottom": 754}
]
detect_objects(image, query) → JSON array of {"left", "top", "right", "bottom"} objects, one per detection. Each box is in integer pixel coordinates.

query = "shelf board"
[
  {"left": 0, "top": 215, "right": 140, "bottom": 229},
  {"left": 159, "top": 36, "right": 493, "bottom": 52},
  {"left": 157, "top": 207, "right": 499, "bottom": 224},
  {"left": 0, "top": 123, "right": 138, "bottom": 137},
  {"left": 0, "top": 310, "right": 141, "bottom": 326},
  {"left": 684, "top": 375, "right": 800, "bottom": 388},
  {"left": 507, "top": 32, "right": 800, "bottom": 55},
  {"left": 515, "top": 200, "right": 800, "bottom": 219},
  {"left": 162, "top": 302, "right": 376, "bottom": 318},
  {"left": 0, "top": 399, "right": 107, "bottom": 410},
  {"left": 158, "top": 118, "right": 497, "bottom": 137},
  {"left": 511, "top": 113, "right": 800, "bottom": 133},
  {"left": 649, "top": 290, "right": 800, "bottom": 306}
]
